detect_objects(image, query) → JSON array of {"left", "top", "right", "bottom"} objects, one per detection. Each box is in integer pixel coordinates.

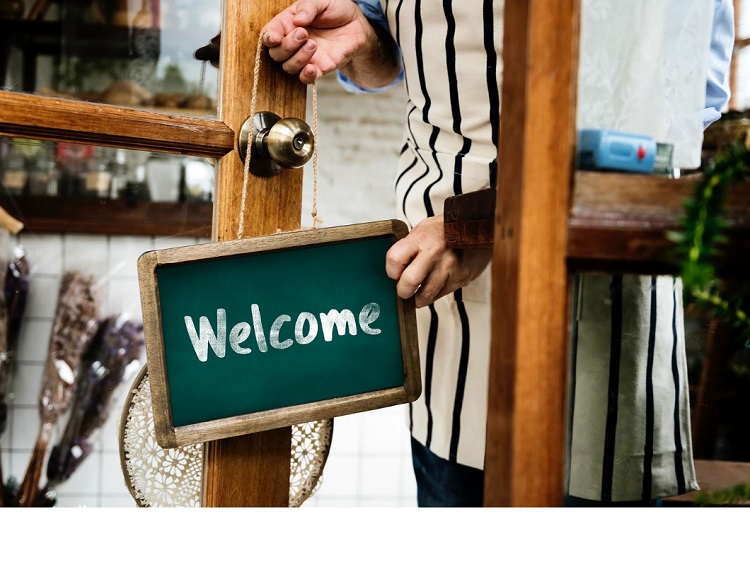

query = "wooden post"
[
  {"left": 202, "top": 0, "right": 307, "bottom": 507},
  {"left": 729, "top": 0, "right": 740, "bottom": 111},
  {"left": 483, "top": 0, "right": 580, "bottom": 506}
]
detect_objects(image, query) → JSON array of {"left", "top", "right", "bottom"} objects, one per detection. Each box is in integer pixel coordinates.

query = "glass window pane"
[
  {"left": 0, "top": 0, "right": 220, "bottom": 118},
  {"left": 1, "top": 136, "right": 215, "bottom": 202}
]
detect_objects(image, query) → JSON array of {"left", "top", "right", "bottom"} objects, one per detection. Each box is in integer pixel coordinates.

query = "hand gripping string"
[{"left": 238, "top": 32, "right": 321, "bottom": 240}]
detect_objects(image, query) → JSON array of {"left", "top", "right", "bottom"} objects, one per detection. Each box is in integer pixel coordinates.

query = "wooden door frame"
[
  {"left": 483, "top": 0, "right": 580, "bottom": 506},
  {"left": 202, "top": 0, "right": 306, "bottom": 507}
]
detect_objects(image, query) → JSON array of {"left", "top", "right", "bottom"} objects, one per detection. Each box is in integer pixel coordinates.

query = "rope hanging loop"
[{"left": 237, "top": 32, "right": 321, "bottom": 240}]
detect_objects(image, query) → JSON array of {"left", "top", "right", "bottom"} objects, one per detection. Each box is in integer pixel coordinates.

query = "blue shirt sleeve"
[
  {"left": 336, "top": 0, "right": 404, "bottom": 93},
  {"left": 704, "top": 0, "right": 734, "bottom": 129}
]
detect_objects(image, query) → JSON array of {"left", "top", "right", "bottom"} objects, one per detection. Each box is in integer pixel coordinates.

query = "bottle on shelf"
[
  {"left": 145, "top": 154, "right": 181, "bottom": 202},
  {"left": 82, "top": 148, "right": 112, "bottom": 199},
  {"left": 27, "top": 144, "right": 59, "bottom": 196},
  {"left": 0, "top": 141, "right": 28, "bottom": 195}
]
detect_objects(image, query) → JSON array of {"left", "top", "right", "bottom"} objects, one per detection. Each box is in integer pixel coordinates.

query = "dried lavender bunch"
[
  {"left": 0, "top": 246, "right": 29, "bottom": 438},
  {"left": 43, "top": 315, "right": 144, "bottom": 494},
  {"left": 4, "top": 246, "right": 29, "bottom": 354},
  {"left": 0, "top": 246, "right": 29, "bottom": 507},
  {"left": 16, "top": 271, "right": 100, "bottom": 507},
  {"left": 0, "top": 263, "right": 8, "bottom": 441},
  {"left": 0, "top": 260, "right": 6, "bottom": 507},
  {"left": 39, "top": 272, "right": 100, "bottom": 426}
]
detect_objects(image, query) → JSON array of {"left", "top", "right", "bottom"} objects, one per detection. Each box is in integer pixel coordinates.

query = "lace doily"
[{"left": 118, "top": 365, "right": 333, "bottom": 507}]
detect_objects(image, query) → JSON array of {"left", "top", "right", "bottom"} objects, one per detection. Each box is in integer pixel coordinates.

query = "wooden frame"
[
  {"left": 138, "top": 219, "right": 421, "bottom": 449},
  {"left": 484, "top": 0, "right": 580, "bottom": 506},
  {"left": 201, "top": 0, "right": 308, "bottom": 508},
  {"left": 0, "top": 91, "right": 233, "bottom": 157}
]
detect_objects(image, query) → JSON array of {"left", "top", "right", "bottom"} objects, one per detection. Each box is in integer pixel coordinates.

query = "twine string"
[
  {"left": 238, "top": 32, "right": 320, "bottom": 241},
  {"left": 311, "top": 82, "right": 321, "bottom": 228}
]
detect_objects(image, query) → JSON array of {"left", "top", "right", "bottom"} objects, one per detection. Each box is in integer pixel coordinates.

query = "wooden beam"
[
  {"left": 729, "top": 0, "right": 741, "bottom": 111},
  {"left": 484, "top": 0, "right": 579, "bottom": 506},
  {"left": 0, "top": 91, "right": 234, "bottom": 158},
  {"left": 202, "top": 0, "right": 306, "bottom": 508}
]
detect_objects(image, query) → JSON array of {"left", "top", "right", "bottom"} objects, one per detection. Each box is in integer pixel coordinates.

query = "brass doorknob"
[{"left": 237, "top": 111, "right": 315, "bottom": 177}]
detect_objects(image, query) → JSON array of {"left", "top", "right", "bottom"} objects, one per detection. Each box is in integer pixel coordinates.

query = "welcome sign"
[{"left": 138, "top": 220, "right": 421, "bottom": 448}]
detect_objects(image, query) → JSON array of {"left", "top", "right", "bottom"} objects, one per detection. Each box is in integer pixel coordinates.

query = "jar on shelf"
[
  {"left": 183, "top": 157, "right": 214, "bottom": 202},
  {"left": 1, "top": 145, "right": 28, "bottom": 195},
  {"left": 109, "top": 149, "right": 128, "bottom": 199},
  {"left": 83, "top": 150, "right": 112, "bottom": 198},
  {"left": 146, "top": 154, "right": 181, "bottom": 202},
  {"left": 28, "top": 147, "right": 59, "bottom": 196},
  {"left": 56, "top": 143, "right": 94, "bottom": 197}
]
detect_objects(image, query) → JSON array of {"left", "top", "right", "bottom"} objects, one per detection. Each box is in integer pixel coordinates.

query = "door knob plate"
[{"left": 237, "top": 111, "right": 315, "bottom": 177}]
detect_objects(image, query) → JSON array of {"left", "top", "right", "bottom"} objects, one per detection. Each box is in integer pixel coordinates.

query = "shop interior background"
[{"left": 0, "top": 0, "right": 749, "bottom": 507}]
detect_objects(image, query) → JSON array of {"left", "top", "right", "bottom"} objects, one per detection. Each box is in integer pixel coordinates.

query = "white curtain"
[{"left": 577, "top": 0, "right": 715, "bottom": 169}]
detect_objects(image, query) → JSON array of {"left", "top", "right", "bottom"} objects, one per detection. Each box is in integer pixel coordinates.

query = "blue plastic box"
[{"left": 577, "top": 129, "right": 657, "bottom": 173}]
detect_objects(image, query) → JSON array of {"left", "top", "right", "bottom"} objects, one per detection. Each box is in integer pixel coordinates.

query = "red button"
[{"left": 637, "top": 145, "right": 646, "bottom": 160}]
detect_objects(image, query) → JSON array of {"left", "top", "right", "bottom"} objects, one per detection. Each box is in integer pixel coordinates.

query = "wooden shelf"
[
  {"left": 0, "top": 194, "right": 212, "bottom": 237},
  {"left": 0, "top": 19, "right": 160, "bottom": 91},
  {"left": 444, "top": 170, "right": 750, "bottom": 278}
]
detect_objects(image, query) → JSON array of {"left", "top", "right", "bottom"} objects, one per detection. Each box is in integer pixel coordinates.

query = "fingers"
[
  {"left": 291, "top": 0, "right": 320, "bottom": 27},
  {"left": 385, "top": 237, "right": 417, "bottom": 285},
  {"left": 389, "top": 249, "right": 455, "bottom": 308},
  {"left": 262, "top": 0, "right": 366, "bottom": 83},
  {"left": 390, "top": 251, "right": 429, "bottom": 300},
  {"left": 385, "top": 215, "right": 485, "bottom": 308},
  {"left": 266, "top": 27, "right": 308, "bottom": 61},
  {"left": 262, "top": 25, "right": 320, "bottom": 83},
  {"left": 299, "top": 63, "right": 321, "bottom": 85},
  {"left": 262, "top": 0, "right": 323, "bottom": 48},
  {"left": 281, "top": 39, "right": 318, "bottom": 75},
  {"left": 386, "top": 228, "right": 455, "bottom": 308},
  {"left": 413, "top": 265, "right": 452, "bottom": 308}
]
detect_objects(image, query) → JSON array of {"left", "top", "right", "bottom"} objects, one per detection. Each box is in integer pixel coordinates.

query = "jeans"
[
  {"left": 411, "top": 437, "right": 663, "bottom": 507},
  {"left": 410, "top": 437, "right": 484, "bottom": 507}
]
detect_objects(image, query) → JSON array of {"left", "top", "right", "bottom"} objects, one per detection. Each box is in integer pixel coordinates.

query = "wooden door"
[
  {"left": 483, "top": 0, "right": 580, "bottom": 506},
  {"left": 0, "top": 0, "right": 306, "bottom": 507}
]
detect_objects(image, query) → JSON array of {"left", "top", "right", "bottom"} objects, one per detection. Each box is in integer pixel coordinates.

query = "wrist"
[{"left": 340, "top": 6, "right": 401, "bottom": 89}]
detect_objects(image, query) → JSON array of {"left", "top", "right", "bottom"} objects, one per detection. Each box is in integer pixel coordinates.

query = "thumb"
[{"left": 292, "top": 0, "right": 325, "bottom": 27}]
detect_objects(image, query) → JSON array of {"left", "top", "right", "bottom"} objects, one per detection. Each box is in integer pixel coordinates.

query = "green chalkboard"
[{"left": 138, "top": 220, "right": 421, "bottom": 448}]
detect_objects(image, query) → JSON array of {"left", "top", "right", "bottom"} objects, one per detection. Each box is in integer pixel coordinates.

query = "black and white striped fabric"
[
  {"left": 382, "top": 0, "right": 503, "bottom": 471},
  {"left": 379, "top": 0, "right": 698, "bottom": 500},
  {"left": 568, "top": 274, "right": 697, "bottom": 501}
]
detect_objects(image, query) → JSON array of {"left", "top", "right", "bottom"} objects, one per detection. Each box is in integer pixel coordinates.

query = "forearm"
[{"left": 338, "top": 9, "right": 401, "bottom": 90}]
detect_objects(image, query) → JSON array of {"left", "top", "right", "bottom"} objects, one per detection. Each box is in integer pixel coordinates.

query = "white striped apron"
[
  {"left": 382, "top": 0, "right": 502, "bottom": 471},
  {"left": 380, "top": 0, "right": 698, "bottom": 501}
]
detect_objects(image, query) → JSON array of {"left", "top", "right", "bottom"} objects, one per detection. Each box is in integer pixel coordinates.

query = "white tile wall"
[
  {"left": 1, "top": 74, "right": 418, "bottom": 508},
  {"left": 2, "top": 232, "right": 202, "bottom": 508}
]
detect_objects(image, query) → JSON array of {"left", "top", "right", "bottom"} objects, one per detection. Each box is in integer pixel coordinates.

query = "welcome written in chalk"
[{"left": 185, "top": 302, "right": 383, "bottom": 362}]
